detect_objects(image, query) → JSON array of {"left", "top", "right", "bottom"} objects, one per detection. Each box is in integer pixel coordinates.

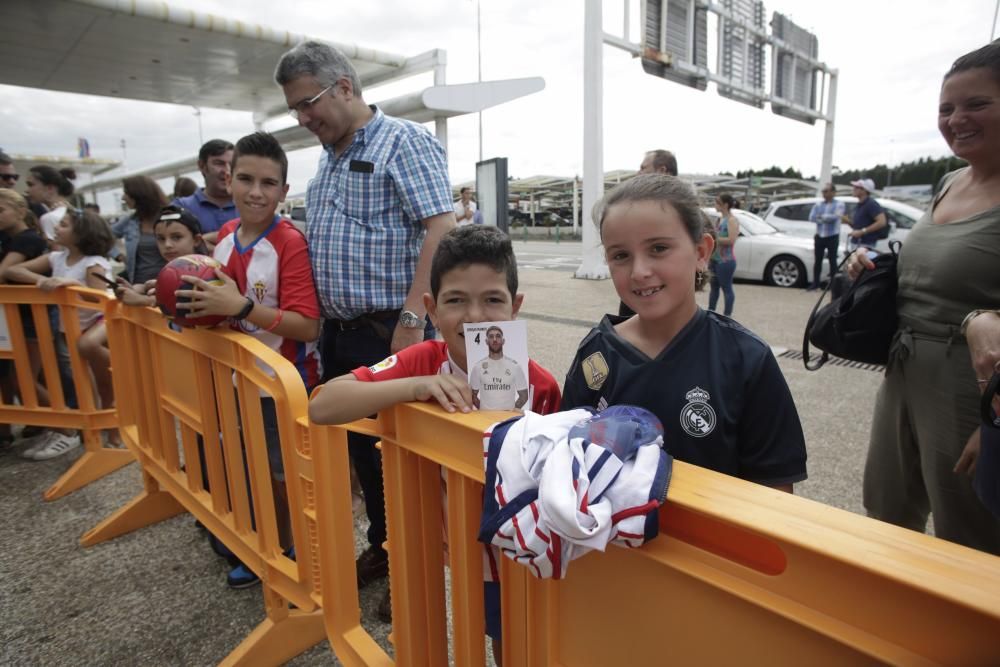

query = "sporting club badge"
[
  {"left": 582, "top": 352, "right": 609, "bottom": 391},
  {"left": 252, "top": 280, "right": 267, "bottom": 303},
  {"left": 369, "top": 355, "right": 398, "bottom": 373},
  {"left": 680, "top": 386, "right": 716, "bottom": 438}
]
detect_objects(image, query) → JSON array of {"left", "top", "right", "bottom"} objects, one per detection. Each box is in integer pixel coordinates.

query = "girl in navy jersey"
[
  {"left": 4, "top": 208, "right": 115, "bottom": 460},
  {"left": 562, "top": 175, "right": 807, "bottom": 491}
]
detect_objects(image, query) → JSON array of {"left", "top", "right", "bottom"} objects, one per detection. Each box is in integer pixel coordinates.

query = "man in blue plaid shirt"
[
  {"left": 806, "top": 183, "right": 846, "bottom": 291},
  {"left": 275, "top": 40, "right": 456, "bottom": 622}
]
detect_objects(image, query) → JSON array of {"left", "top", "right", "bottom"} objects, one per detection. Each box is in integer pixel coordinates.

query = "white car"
[
  {"left": 761, "top": 196, "right": 925, "bottom": 252},
  {"left": 702, "top": 208, "right": 822, "bottom": 288}
]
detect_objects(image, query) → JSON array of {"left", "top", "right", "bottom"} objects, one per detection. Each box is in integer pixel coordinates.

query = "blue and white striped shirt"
[
  {"left": 808, "top": 199, "right": 846, "bottom": 239},
  {"left": 305, "top": 106, "right": 454, "bottom": 320}
]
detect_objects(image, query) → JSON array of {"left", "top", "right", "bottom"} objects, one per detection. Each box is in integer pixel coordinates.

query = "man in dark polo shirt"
[
  {"left": 173, "top": 139, "right": 236, "bottom": 243},
  {"left": 846, "top": 178, "right": 887, "bottom": 250}
]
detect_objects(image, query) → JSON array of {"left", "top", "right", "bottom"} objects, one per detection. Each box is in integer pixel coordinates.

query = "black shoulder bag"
[{"left": 803, "top": 241, "right": 901, "bottom": 371}]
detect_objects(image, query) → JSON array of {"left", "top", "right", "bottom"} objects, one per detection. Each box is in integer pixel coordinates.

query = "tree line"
[{"left": 732, "top": 155, "right": 967, "bottom": 188}]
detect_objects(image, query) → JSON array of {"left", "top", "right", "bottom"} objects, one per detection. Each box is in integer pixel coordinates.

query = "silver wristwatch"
[{"left": 398, "top": 310, "right": 424, "bottom": 329}]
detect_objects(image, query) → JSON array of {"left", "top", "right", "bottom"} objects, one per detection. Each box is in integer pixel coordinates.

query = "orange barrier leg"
[
  {"left": 44, "top": 442, "right": 134, "bottom": 501},
  {"left": 79, "top": 471, "right": 186, "bottom": 546},
  {"left": 219, "top": 586, "right": 326, "bottom": 667}
]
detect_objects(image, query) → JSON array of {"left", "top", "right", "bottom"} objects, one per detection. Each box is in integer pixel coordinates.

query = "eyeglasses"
[
  {"left": 287, "top": 86, "right": 332, "bottom": 120},
  {"left": 0, "top": 173, "right": 18, "bottom": 182}
]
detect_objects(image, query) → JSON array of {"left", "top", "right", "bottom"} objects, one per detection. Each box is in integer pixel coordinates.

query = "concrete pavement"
[{"left": 0, "top": 240, "right": 887, "bottom": 665}]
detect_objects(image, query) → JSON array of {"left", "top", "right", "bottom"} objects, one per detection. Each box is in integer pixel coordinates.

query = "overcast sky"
[{"left": 2, "top": 0, "right": 996, "bottom": 209}]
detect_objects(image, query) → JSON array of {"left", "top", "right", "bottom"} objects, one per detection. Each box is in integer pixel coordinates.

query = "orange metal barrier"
[
  {"left": 84, "top": 302, "right": 326, "bottom": 665},
  {"left": 0, "top": 285, "right": 131, "bottom": 499},
  {"left": 315, "top": 402, "right": 1000, "bottom": 666},
  {"left": 78, "top": 293, "right": 1000, "bottom": 665}
]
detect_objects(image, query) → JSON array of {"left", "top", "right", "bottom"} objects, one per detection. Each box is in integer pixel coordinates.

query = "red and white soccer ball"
[{"left": 155, "top": 254, "right": 228, "bottom": 328}]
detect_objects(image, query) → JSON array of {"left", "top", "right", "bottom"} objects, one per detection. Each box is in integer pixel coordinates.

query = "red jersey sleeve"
[
  {"left": 276, "top": 224, "right": 320, "bottom": 319},
  {"left": 350, "top": 341, "right": 448, "bottom": 383},
  {"left": 528, "top": 360, "right": 562, "bottom": 415}
]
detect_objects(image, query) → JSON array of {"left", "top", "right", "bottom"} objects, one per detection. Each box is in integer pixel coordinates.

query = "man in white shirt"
[
  {"left": 470, "top": 325, "right": 528, "bottom": 410},
  {"left": 454, "top": 187, "right": 477, "bottom": 226}
]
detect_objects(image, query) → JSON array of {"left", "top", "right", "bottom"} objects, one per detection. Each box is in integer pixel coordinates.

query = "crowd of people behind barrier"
[{"left": 1, "top": 36, "right": 999, "bottom": 663}]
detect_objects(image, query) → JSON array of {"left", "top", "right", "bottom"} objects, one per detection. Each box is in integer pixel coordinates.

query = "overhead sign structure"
[
  {"left": 771, "top": 12, "right": 821, "bottom": 124},
  {"left": 640, "top": 0, "right": 708, "bottom": 90},
  {"left": 577, "top": 0, "right": 837, "bottom": 279},
  {"left": 718, "top": 0, "right": 767, "bottom": 108}
]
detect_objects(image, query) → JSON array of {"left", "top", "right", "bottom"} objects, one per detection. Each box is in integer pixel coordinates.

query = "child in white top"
[{"left": 4, "top": 209, "right": 115, "bottom": 460}]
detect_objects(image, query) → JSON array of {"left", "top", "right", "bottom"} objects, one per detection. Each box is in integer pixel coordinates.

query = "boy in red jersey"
[
  {"left": 309, "top": 224, "right": 560, "bottom": 655},
  {"left": 178, "top": 131, "right": 321, "bottom": 588},
  {"left": 309, "top": 224, "right": 559, "bottom": 422}
]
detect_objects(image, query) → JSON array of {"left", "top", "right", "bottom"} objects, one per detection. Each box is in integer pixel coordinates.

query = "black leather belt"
[{"left": 328, "top": 310, "right": 400, "bottom": 340}]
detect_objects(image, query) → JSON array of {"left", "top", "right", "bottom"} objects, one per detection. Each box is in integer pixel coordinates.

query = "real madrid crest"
[
  {"left": 680, "top": 386, "right": 716, "bottom": 438},
  {"left": 582, "top": 352, "right": 609, "bottom": 391}
]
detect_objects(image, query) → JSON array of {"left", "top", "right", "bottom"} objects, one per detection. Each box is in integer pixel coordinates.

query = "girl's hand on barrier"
[
  {"left": 411, "top": 374, "right": 475, "bottom": 413},
  {"left": 845, "top": 248, "right": 875, "bottom": 281},
  {"left": 37, "top": 276, "right": 76, "bottom": 292},
  {"left": 118, "top": 284, "right": 155, "bottom": 307}
]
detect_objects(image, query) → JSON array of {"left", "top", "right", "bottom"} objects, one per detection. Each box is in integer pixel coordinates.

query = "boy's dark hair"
[
  {"left": 155, "top": 205, "right": 208, "bottom": 255},
  {"left": 155, "top": 205, "right": 203, "bottom": 235},
  {"left": 198, "top": 139, "right": 235, "bottom": 165},
  {"left": 430, "top": 225, "right": 518, "bottom": 299},
  {"left": 122, "top": 175, "right": 169, "bottom": 220},
  {"left": 232, "top": 132, "right": 288, "bottom": 184},
  {"left": 0, "top": 151, "right": 12, "bottom": 166},
  {"left": 68, "top": 208, "right": 115, "bottom": 257}
]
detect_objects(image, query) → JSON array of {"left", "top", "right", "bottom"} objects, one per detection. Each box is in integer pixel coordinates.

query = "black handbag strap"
[
  {"left": 802, "top": 240, "right": 901, "bottom": 371},
  {"left": 802, "top": 254, "right": 849, "bottom": 371}
]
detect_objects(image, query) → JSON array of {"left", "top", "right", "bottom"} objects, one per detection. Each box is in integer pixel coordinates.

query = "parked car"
[
  {"left": 702, "top": 207, "right": 823, "bottom": 288},
  {"left": 761, "top": 196, "right": 925, "bottom": 252}
]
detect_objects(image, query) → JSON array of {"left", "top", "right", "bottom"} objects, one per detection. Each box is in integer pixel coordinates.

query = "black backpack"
[{"left": 803, "top": 241, "right": 901, "bottom": 370}]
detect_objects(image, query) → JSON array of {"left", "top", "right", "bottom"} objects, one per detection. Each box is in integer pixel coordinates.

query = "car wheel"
[{"left": 764, "top": 255, "right": 806, "bottom": 288}]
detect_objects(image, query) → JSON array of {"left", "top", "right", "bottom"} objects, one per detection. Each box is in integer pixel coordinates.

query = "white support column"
[
  {"left": 434, "top": 52, "right": 448, "bottom": 153},
  {"left": 572, "top": 175, "right": 580, "bottom": 236},
  {"left": 818, "top": 71, "right": 838, "bottom": 194},
  {"left": 577, "top": 0, "right": 609, "bottom": 280}
]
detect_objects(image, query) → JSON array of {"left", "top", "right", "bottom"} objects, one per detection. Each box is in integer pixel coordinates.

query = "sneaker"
[
  {"left": 227, "top": 561, "right": 260, "bottom": 589},
  {"left": 19, "top": 430, "right": 54, "bottom": 458},
  {"left": 30, "top": 432, "right": 81, "bottom": 460},
  {"left": 356, "top": 546, "right": 389, "bottom": 588}
]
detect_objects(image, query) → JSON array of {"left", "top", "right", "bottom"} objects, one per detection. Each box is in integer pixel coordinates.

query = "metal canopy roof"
[
  {"left": 8, "top": 154, "right": 120, "bottom": 178},
  {"left": 0, "top": 0, "right": 431, "bottom": 116},
  {"left": 78, "top": 77, "right": 546, "bottom": 194}
]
